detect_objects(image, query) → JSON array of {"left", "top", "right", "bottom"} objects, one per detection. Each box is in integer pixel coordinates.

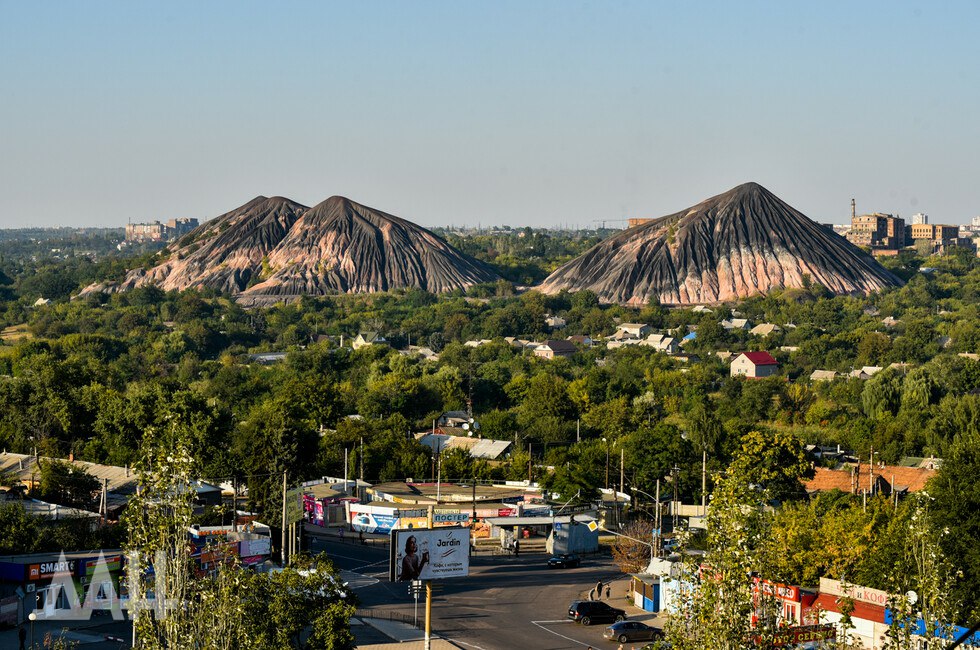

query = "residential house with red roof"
[{"left": 730, "top": 351, "right": 779, "bottom": 378}]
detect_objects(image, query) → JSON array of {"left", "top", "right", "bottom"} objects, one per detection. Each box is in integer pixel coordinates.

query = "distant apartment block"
[
  {"left": 125, "top": 222, "right": 165, "bottom": 241},
  {"left": 846, "top": 213, "right": 905, "bottom": 250},
  {"left": 126, "top": 217, "right": 199, "bottom": 242},
  {"left": 972, "top": 216, "right": 980, "bottom": 229},
  {"left": 910, "top": 212, "right": 928, "bottom": 225}
]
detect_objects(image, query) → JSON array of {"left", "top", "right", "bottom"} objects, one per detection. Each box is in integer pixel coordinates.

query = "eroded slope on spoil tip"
[
  {"left": 81, "top": 195, "right": 499, "bottom": 300},
  {"left": 537, "top": 182, "right": 902, "bottom": 305}
]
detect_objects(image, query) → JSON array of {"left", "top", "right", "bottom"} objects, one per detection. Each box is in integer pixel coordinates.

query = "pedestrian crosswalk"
[{"left": 339, "top": 569, "right": 380, "bottom": 590}]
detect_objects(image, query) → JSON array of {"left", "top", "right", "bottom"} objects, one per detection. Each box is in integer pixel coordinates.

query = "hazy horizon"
[{"left": 2, "top": 2, "right": 978, "bottom": 229}]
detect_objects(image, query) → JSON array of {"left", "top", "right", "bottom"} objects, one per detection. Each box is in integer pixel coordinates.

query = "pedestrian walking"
[
  {"left": 605, "top": 583, "right": 611, "bottom": 599},
  {"left": 513, "top": 539, "right": 520, "bottom": 557},
  {"left": 595, "top": 580, "right": 603, "bottom": 599}
]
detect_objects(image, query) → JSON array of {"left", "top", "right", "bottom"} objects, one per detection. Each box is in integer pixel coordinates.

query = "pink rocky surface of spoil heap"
[{"left": 538, "top": 182, "right": 902, "bottom": 305}]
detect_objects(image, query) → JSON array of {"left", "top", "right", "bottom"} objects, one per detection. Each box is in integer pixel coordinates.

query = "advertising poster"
[
  {"left": 285, "top": 487, "right": 305, "bottom": 524},
  {"left": 351, "top": 504, "right": 471, "bottom": 534},
  {"left": 351, "top": 509, "right": 398, "bottom": 534},
  {"left": 303, "top": 494, "right": 325, "bottom": 526},
  {"left": 432, "top": 512, "right": 470, "bottom": 526},
  {"left": 401, "top": 513, "right": 471, "bottom": 530},
  {"left": 390, "top": 528, "right": 470, "bottom": 582}
]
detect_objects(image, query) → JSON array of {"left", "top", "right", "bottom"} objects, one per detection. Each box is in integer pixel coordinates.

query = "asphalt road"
[{"left": 311, "top": 536, "right": 649, "bottom": 650}]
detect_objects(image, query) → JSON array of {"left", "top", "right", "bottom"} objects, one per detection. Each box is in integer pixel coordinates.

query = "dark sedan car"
[
  {"left": 567, "top": 600, "right": 627, "bottom": 626},
  {"left": 547, "top": 553, "right": 581, "bottom": 568},
  {"left": 603, "top": 621, "right": 663, "bottom": 643}
]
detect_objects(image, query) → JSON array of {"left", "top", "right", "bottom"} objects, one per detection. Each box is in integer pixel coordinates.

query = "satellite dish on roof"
[
  {"left": 462, "top": 423, "right": 470, "bottom": 431},
  {"left": 906, "top": 590, "right": 918, "bottom": 605}
]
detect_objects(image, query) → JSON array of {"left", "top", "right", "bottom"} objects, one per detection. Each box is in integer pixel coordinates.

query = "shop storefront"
[
  {"left": 753, "top": 578, "right": 818, "bottom": 627},
  {"left": 187, "top": 523, "right": 272, "bottom": 571},
  {"left": 303, "top": 494, "right": 358, "bottom": 527},
  {"left": 0, "top": 550, "right": 124, "bottom": 625},
  {"left": 814, "top": 578, "right": 889, "bottom": 649},
  {"left": 346, "top": 503, "right": 471, "bottom": 534}
]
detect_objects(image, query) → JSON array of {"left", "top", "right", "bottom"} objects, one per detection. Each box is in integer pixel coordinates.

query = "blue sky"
[{"left": 1, "top": 1, "right": 977, "bottom": 228}]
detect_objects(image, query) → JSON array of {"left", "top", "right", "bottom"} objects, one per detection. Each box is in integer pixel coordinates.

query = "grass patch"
[{"left": 1, "top": 324, "right": 32, "bottom": 342}]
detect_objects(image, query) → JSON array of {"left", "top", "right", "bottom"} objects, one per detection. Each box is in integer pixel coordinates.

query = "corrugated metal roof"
[
  {"left": 0, "top": 452, "right": 220, "bottom": 508},
  {"left": 739, "top": 351, "right": 778, "bottom": 365},
  {"left": 483, "top": 515, "right": 597, "bottom": 526},
  {"left": 415, "top": 434, "right": 511, "bottom": 460},
  {"left": 468, "top": 439, "right": 511, "bottom": 459}
]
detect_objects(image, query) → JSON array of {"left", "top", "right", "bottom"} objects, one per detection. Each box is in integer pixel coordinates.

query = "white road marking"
[
  {"left": 354, "top": 559, "right": 388, "bottom": 570},
  {"left": 451, "top": 640, "right": 493, "bottom": 650},
  {"left": 338, "top": 569, "right": 379, "bottom": 590},
  {"left": 531, "top": 619, "right": 595, "bottom": 647},
  {"left": 320, "top": 551, "right": 376, "bottom": 563},
  {"left": 531, "top": 620, "right": 571, "bottom": 624}
]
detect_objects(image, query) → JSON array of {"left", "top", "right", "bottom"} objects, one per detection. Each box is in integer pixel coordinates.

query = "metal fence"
[{"left": 356, "top": 608, "right": 421, "bottom": 629}]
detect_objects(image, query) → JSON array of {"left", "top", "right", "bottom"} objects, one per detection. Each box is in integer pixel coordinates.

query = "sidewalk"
[
  {"left": 1, "top": 615, "right": 448, "bottom": 649},
  {"left": 584, "top": 575, "right": 668, "bottom": 629},
  {"left": 0, "top": 615, "right": 130, "bottom": 649},
  {"left": 353, "top": 616, "right": 461, "bottom": 649}
]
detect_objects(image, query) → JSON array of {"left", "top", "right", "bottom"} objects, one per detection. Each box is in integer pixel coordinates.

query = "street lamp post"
[
  {"left": 602, "top": 438, "right": 610, "bottom": 490},
  {"left": 28, "top": 611, "right": 36, "bottom": 649},
  {"left": 630, "top": 485, "right": 662, "bottom": 558},
  {"left": 600, "top": 525, "right": 655, "bottom": 566},
  {"left": 436, "top": 438, "right": 444, "bottom": 502}
]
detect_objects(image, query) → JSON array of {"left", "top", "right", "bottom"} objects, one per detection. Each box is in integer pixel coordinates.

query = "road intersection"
[{"left": 311, "top": 534, "right": 662, "bottom": 649}]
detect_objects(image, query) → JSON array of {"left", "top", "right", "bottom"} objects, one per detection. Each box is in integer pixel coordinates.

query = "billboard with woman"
[{"left": 390, "top": 528, "right": 470, "bottom": 581}]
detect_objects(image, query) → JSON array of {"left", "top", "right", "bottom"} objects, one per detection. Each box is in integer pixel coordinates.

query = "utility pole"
[
  {"left": 701, "top": 451, "right": 707, "bottom": 516},
  {"left": 436, "top": 442, "right": 442, "bottom": 502},
  {"left": 655, "top": 478, "right": 661, "bottom": 557},
  {"left": 619, "top": 447, "right": 624, "bottom": 496},
  {"left": 869, "top": 446, "right": 874, "bottom": 496},
  {"left": 344, "top": 447, "right": 349, "bottom": 496},
  {"left": 232, "top": 476, "right": 238, "bottom": 532},
  {"left": 359, "top": 436, "right": 364, "bottom": 482},
  {"left": 100, "top": 478, "right": 108, "bottom": 525},
  {"left": 671, "top": 465, "right": 680, "bottom": 530},
  {"left": 425, "top": 506, "right": 434, "bottom": 650},
  {"left": 281, "top": 470, "right": 288, "bottom": 566},
  {"left": 527, "top": 443, "right": 532, "bottom": 483}
]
